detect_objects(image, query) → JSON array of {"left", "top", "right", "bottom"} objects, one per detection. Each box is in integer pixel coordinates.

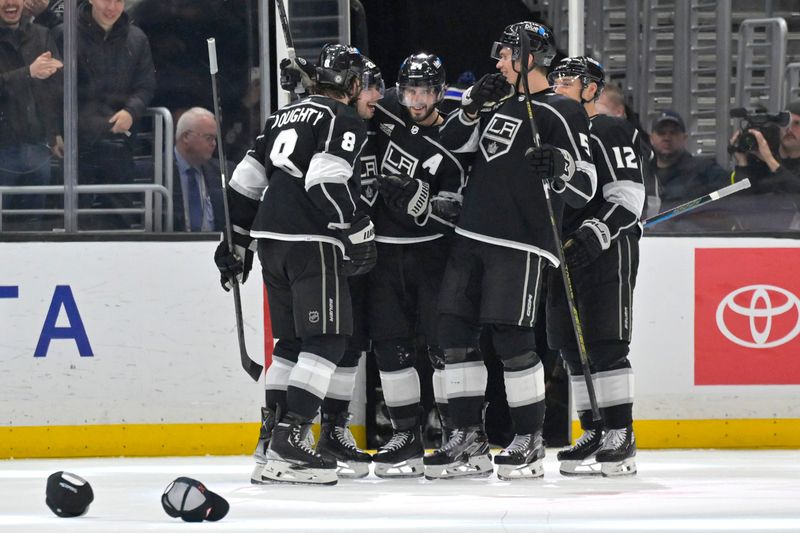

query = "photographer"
[
  {"left": 731, "top": 101, "right": 800, "bottom": 193},
  {"left": 729, "top": 101, "right": 800, "bottom": 231}
]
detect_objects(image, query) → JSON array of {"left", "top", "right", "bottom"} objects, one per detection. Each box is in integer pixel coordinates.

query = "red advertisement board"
[{"left": 695, "top": 248, "right": 800, "bottom": 385}]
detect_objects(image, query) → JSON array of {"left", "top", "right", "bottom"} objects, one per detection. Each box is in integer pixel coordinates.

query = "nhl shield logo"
[
  {"left": 309, "top": 310, "right": 320, "bottom": 324},
  {"left": 479, "top": 113, "right": 522, "bottom": 162}
]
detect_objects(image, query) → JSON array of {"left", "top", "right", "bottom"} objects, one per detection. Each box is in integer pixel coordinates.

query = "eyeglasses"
[{"left": 188, "top": 131, "right": 217, "bottom": 143}]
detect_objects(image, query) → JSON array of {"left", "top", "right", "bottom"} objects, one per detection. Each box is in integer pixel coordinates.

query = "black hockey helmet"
[
  {"left": 397, "top": 52, "right": 446, "bottom": 106},
  {"left": 316, "top": 44, "right": 366, "bottom": 94},
  {"left": 356, "top": 55, "right": 386, "bottom": 96},
  {"left": 490, "top": 21, "right": 557, "bottom": 67},
  {"left": 549, "top": 56, "right": 606, "bottom": 92}
]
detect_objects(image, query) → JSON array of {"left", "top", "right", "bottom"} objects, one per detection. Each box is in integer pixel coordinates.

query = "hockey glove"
[
  {"left": 525, "top": 144, "right": 576, "bottom": 185},
  {"left": 214, "top": 240, "right": 254, "bottom": 291},
  {"left": 337, "top": 214, "right": 377, "bottom": 277},
  {"left": 279, "top": 57, "right": 316, "bottom": 96},
  {"left": 376, "top": 173, "right": 431, "bottom": 218},
  {"left": 563, "top": 218, "right": 611, "bottom": 270},
  {"left": 429, "top": 192, "right": 462, "bottom": 224},
  {"left": 462, "top": 73, "right": 514, "bottom": 115}
]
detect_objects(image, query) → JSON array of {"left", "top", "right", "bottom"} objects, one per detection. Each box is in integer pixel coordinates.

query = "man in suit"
[{"left": 173, "top": 107, "right": 225, "bottom": 232}]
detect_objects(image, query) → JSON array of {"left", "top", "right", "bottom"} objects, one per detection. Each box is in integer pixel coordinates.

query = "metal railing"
[
  {"left": 0, "top": 184, "right": 172, "bottom": 233},
  {"left": 735, "top": 17, "right": 788, "bottom": 113},
  {"left": 0, "top": 107, "right": 174, "bottom": 233}
]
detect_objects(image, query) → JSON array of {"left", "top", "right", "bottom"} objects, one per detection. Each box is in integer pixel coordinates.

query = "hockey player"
[
  {"left": 424, "top": 22, "right": 597, "bottom": 480},
  {"left": 214, "top": 44, "right": 377, "bottom": 486},
  {"left": 367, "top": 52, "right": 466, "bottom": 478},
  {"left": 547, "top": 57, "right": 642, "bottom": 477},
  {"left": 248, "top": 52, "right": 385, "bottom": 482}
]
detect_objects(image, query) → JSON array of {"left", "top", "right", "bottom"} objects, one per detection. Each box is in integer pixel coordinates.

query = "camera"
[{"left": 728, "top": 107, "right": 790, "bottom": 154}]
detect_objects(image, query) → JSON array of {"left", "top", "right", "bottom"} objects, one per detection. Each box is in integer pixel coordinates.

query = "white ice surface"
[{"left": 1, "top": 450, "right": 799, "bottom": 532}]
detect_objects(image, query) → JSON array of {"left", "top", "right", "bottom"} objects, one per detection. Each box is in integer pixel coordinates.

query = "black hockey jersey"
[
  {"left": 440, "top": 89, "right": 596, "bottom": 265},
  {"left": 227, "top": 95, "right": 367, "bottom": 250},
  {"left": 358, "top": 129, "right": 380, "bottom": 214},
  {"left": 371, "top": 88, "right": 467, "bottom": 243},
  {"left": 562, "top": 114, "right": 646, "bottom": 239}
]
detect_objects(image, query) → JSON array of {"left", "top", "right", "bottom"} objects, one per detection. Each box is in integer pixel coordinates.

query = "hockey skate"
[
  {"left": 423, "top": 425, "right": 493, "bottom": 480},
  {"left": 494, "top": 432, "right": 546, "bottom": 480},
  {"left": 596, "top": 426, "right": 637, "bottom": 477},
  {"left": 316, "top": 412, "right": 372, "bottom": 479},
  {"left": 557, "top": 428, "right": 603, "bottom": 476},
  {"left": 373, "top": 426, "right": 425, "bottom": 478},
  {"left": 260, "top": 416, "right": 338, "bottom": 486},
  {"left": 250, "top": 406, "right": 277, "bottom": 484}
]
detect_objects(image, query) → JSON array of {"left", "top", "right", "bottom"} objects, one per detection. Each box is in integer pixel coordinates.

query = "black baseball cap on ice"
[
  {"left": 161, "top": 477, "right": 229, "bottom": 522},
  {"left": 45, "top": 471, "right": 94, "bottom": 518}
]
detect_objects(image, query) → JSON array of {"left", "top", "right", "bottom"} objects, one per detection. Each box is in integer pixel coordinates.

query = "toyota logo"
[{"left": 715, "top": 285, "right": 800, "bottom": 349}]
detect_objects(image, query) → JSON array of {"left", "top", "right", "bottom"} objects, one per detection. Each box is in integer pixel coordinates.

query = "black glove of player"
[
  {"left": 338, "top": 214, "right": 377, "bottom": 277},
  {"left": 462, "top": 73, "right": 514, "bottom": 115},
  {"left": 279, "top": 57, "right": 316, "bottom": 96},
  {"left": 376, "top": 173, "right": 431, "bottom": 218},
  {"left": 524, "top": 144, "right": 576, "bottom": 184},
  {"left": 430, "top": 193, "right": 462, "bottom": 224},
  {"left": 214, "top": 240, "right": 254, "bottom": 291},
  {"left": 563, "top": 219, "right": 611, "bottom": 270}
]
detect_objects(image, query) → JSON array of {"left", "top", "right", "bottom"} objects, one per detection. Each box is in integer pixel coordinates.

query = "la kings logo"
[
  {"left": 382, "top": 141, "right": 419, "bottom": 177},
  {"left": 479, "top": 114, "right": 522, "bottom": 162},
  {"left": 360, "top": 154, "right": 379, "bottom": 206}
]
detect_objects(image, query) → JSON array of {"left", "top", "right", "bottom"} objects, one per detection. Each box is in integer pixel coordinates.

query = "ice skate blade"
[
  {"left": 374, "top": 457, "right": 424, "bottom": 478},
  {"left": 335, "top": 460, "right": 371, "bottom": 479},
  {"left": 424, "top": 454, "right": 493, "bottom": 480},
  {"left": 260, "top": 459, "right": 338, "bottom": 485},
  {"left": 250, "top": 462, "right": 267, "bottom": 484},
  {"left": 600, "top": 457, "right": 637, "bottom": 477},
  {"left": 559, "top": 459, "right": 602, "bottom": 477},
  {"left": 496, "top": 459, "right": 544, "bottom": 481}
]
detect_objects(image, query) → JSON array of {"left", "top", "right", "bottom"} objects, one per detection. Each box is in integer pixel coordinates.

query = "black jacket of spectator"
[
  {"left": 0, "top": 19, "right": 60, "bottom": 147},
  {"left": 32, "top": 0, "right": 66, "bottom": 29},
  {"left": 53, "top": 2, "right": 155, "bottom": 145},
  {"left": 734, "top": 156, "right": 800, "bottom": 194},
  {"left": 646, "top": 150, "right": 730, "bottom": 215}
]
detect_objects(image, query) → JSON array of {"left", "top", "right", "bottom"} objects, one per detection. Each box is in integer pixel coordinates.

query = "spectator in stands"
[
  {"left": 0, "top": 0, "right": 63, "bottom": 227},
  {"left": 646, "top": 109, "right": 729, "bottom": 218},
  {"left": 173, "top": 107, "right": 225, "bottom": 232},
  {"left": 732, "top": 100, "right": 800, "bottom": 191},
  {"left": 729, "top": 100, "right": 800, "bottom": 230},
  {"left": 595, "top": 81, "right": 626, "bottom": 118},
  {"left": 24, "top": 0, "right": 66, "bottom": 28},
  {"left": 53, "top": 0, "right": 155, "bottom": 226}
]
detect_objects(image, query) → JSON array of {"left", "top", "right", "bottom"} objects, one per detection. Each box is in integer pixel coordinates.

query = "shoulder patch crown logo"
[{"left": 380, "top": 123, "right": 395, "bottom": 136}]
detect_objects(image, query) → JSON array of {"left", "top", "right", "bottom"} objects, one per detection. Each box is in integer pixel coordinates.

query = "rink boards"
[{"left": 0, "top": 237, "right": 798, "bottom": 457}]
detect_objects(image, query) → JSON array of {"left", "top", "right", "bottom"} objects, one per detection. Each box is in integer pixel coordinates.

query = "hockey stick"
[
  {"left": 274, "top": 0, "right": 314, "bottom": 94},
  {"left": 517, "top": 28, "right": 601, "bottom": 423},
  {"left": 643, "top": 178, "right": 751, "bottom": 227},
  {"left": 207, "top": 38, "right": 263, "bottom": 382}
]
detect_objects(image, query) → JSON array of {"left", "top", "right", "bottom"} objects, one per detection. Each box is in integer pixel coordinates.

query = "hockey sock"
[
  {"left": 379, "top": 367, "right": 422, "bottom": 430},
  {"left": 286, "top": 352, "right": 338, "bottom": 421},
  {"left": 503, "top": 359, "right": 546, "bottom": 435},
  {"left": 432, "top": 367, "right": 451, "bottom": 427},
  {"left": 264, "top": 354, "right": 294, "bottom": 415},
  {"left": 322, "top": 362, "right": 358, "bottom": 417}
]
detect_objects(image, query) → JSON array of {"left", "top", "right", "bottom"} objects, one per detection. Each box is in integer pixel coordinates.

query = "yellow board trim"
[
  {"left": 0, "top": 423, "right": 367, "bottom": 459},
  {"left": 571, "top": 419, "right": 800, "bottom": 449},
  {"left": 3, "top": 419, "right": 797, "bottom": 459}
]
